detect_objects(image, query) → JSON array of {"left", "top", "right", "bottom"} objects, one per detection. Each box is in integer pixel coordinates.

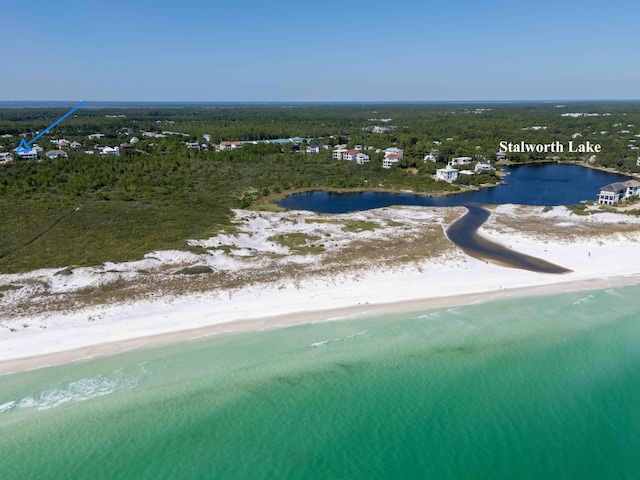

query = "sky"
[{"left": 1, "top": 0, "right": 638, "bottom": 102}]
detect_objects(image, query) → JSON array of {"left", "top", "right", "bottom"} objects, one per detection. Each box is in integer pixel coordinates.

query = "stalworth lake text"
[{"left": 499, "top": 141, "right": 602, "bottom": 154}]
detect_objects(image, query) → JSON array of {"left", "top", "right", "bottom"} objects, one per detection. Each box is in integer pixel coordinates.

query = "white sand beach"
[{"left": 2, "top": 204, "right": 640, "bottom": 374}]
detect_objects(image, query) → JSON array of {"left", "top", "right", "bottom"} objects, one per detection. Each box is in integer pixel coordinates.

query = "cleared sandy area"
[{"left": 2, "top": 204, "right": 640, "bottom": 374}]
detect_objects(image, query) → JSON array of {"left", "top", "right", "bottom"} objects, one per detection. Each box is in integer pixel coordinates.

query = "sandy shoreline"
[
  {"left": 2, "top": 273, "right": 639, "bottom": 376},
  {"left": 3, "top": 204, "right": 640, "bottom": 375}
]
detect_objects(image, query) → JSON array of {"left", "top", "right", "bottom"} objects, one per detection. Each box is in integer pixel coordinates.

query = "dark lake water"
[{"left": 276, "top": 164, "right": 631, "bottom": 213}]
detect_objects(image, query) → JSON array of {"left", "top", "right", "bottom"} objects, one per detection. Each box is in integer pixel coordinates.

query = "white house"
[
  {"left": 306, "top": 144, "right": 321, "bottom": 154},
  {"left": 423, "top": 154, "right": 438, "bottom": 162},
  {"left": 382, "top": 153, "right": 402, "bottom": 168},
  {"left": 342, "top": 149, "right": 360, "bottom": 161},
  {"left": 450, "top": 156, "right": 472, "bottom": 166},
  {"left": 88, "top": 133, "right": 105, "bottom": 140},
  {"left": 332, "top": 148, "right": 348, "bottom": 160},
  {"left": 186, "top": 142, "right": 201, "bottom": 150},
  {"left": 495, "top": 151, "right": 507, "bottom": 161},
  {"left": 46, "top": 150, "right": 68, "bottom": 159},
  {"left": 355, "top": 153, "right": 370, "bottom": 164},
  {"left": 100, "top": 146, "right": 120, "bottom": 156},
  {"left": 203, "top": 134, "right": 211, "bottom": 143},
  {"left": 219, "top": 141, "right": 242, "bottom": 150},
  {"left": 436, "top": 164, "right": 459, "bottom": 183},
  {"left": 474, "top": 161, "right": 493, "bottom": 173},
  {"left": 15, "top": 148, "right": 38, "bottom": 160},
  {"left": 0, "top": 152, "right": 13, "bottom": 163},
  {"left": 384, "top": 147, "right": 403, "bottom": 157},
  {"left": 597, "top": 180, "right": 640, "bottom": 204}
]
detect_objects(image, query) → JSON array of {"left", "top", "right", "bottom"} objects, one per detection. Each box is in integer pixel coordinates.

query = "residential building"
[
  {"left": 597, "top": 180, "right": 640, "bottom": 204},
  {"left": 46, "top": 150, "right": 68, "bottom": 159},
  {"left": 474, "top": 161, "right": 493, "bottom": 173},
  {"left": 384, "top": 147, "right": 403, "bottom": 157},
  {"left": 219, "top": 141, "right": 242, "bottom": 150},
  {"left": 0, "top": 152, "right": 13, "bottom": 163},
  {"left": 306, "top": 144, "right": 321, "bottom": 154},
  {"left": 342, "top": 149, "right": 360, "bottom": 161},
  {"left": 186, "top": 142, "right": 201, "bottom": 150},
  {"left": 355, "top": 153, "right": 370, "bottom": 164},
  {"left": 423, "top": 154, "right": 438, "bottom": 162},
  {"left": 496, "top": 151, "right": 507, "bottom": 161},
  {"left": 100, "top": 146, "right": 120, "bottom": 156},
  {"left": 332, "top": 148, "right": 348, "bottom": 160},
  {"left": 88, "top": 133, "right": 105, "bottom": 140},
  {"left": 450, "top": 156, "right": 472, "bottom": 166},
  {"left": 382, "top": 153, "right": 402, "bottom": 168},
  {"left": 70, "top": 141, "right": 83, "bottom": 149},
  {"left": 15, "top": 148, "right": 38, "bottom": 160},
  {"left": 436, "top": 164, "right": 459, "bottom": 183},
  {"left": 203, "top": 134, "right": 211, "bottom": 143}
]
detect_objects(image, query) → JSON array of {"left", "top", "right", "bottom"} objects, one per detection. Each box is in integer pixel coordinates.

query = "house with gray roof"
[{"left": 597, "top": 180, "right": 640, "bottom": 205}]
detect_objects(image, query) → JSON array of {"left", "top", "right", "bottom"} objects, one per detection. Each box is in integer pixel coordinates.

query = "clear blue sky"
[{"left": 2, "top": 0, "right": 638, "bottom": 101}]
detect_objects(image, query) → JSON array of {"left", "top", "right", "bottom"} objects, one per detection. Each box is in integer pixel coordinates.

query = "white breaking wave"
[
  {"left": 573, "top": 294, "right": 594, "bottom": 305},
  {"left": 1, "top": 369, "right": 143, "bottom": 414}
]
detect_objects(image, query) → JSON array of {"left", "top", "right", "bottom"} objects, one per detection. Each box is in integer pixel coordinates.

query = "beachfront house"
[
  {"left": 597, "top": 180, "right": 640, "bottom": 205},
  {"left": 436, "top": 164, "right": 459, "bottom": 183},
  {"left": 495, "top": 151, "right": 507, "bottom": 161}
]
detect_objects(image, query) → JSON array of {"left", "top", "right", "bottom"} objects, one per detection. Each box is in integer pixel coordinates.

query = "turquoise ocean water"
[{"left": 1, "top": 285, "right": 640, "bottom": 479}]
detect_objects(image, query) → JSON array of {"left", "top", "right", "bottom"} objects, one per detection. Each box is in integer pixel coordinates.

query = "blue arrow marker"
[{"left": 16, "top": 100, "right": 86, "bottom": 153}]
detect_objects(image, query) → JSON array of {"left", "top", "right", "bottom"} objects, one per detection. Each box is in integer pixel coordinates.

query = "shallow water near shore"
[{"left": 2, "top": 284, "right": 640, "bottom": 479}]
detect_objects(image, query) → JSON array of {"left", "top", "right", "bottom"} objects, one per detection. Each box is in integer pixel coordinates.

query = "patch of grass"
[
  {"left": 567, "top": 204, "right": 590, "bottom": 216},
  {"left": 268, "top": 233, "right": 324, "bottom": 253},
  {"left": 175, "top": 265, "right": 213, "bottom": 275},
  {"left": 249, "top": 202, "right": 286, "bottom": 212},
  {"left": 385, "top": 220, "right": 404, "bottom": 227},
  {"left": 305, "top": 218, "right": 331, "bottom": 224},
  {"left": 341, "top": 220, "right": 380, "bottom": 233},
  {"left": 0, "top": 284, "right": 22, "bottom": 292}
]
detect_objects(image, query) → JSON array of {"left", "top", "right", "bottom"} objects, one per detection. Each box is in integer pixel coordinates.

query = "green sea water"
[{"left": 1, "top": 285, "right": 640, "bottom": 479}]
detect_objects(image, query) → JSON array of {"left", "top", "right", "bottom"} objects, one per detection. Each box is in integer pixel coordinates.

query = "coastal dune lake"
[{"left": 276, "top": 163, "right": 631, "bottom": 212}]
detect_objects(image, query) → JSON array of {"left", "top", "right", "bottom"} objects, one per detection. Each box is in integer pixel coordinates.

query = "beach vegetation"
[{"left": 269, "top": 233, "right": 324, "bottom": 253}]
